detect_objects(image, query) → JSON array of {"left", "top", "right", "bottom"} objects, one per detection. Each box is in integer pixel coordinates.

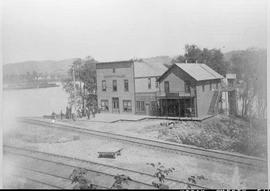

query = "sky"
[{"left": 2, "top": 0, "right": 267, "bottom": 64}]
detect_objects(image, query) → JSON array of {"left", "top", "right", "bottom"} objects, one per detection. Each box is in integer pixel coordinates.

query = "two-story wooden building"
[
  {"left": 96, "top": 60, "right": 167, "bottom": 115},
  {"left": 96, "top": 60, "right": 136, "bottom": 114},
  {"left": 157, "top": 63, "right": 224, "bottom": 118}
]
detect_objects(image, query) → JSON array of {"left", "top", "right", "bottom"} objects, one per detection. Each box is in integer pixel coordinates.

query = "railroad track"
[
  {"left": 4, "top": 145, "right": 207, "bottom": 189},
  {"left": 7, "top": 173, "right": 67, "bottom": 189},
  {"left": 5, "top": 160, "right": 109, "bottom": 189},
  {"left": 18, "top": 117, "right": 267, "bottom": 170}
]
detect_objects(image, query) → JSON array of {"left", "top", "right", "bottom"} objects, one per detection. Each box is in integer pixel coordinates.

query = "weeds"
[
  {"left": 157, "top": 115, "right": 267, "bottom": 157},
  {"left": 146, "top": 162, "right": 175, "bottom": 189},
  {"left": 69, "top": 168, "right": 97, "bottom": 189},
  {"left": 69, "top": 168, "right": 132, "bottom": 189},
  {"left": 111, "top": 174, "right": 132, "bottom": 189},
  {"left": 186, "top": 175, "right": 206, "bottom": 189}
]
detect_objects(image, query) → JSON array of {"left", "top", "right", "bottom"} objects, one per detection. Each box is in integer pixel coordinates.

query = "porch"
[{"left": 159, "top": 98, "right": 197, "bottom": 117}]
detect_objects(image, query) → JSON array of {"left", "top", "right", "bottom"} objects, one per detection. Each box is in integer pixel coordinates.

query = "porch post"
[
  {"left": 183, "top": 99, "right": 186, "bottom": 117},
  {"left": 166, "top": 99, "right": 168, "bottom": 116},
  {"left": 160, "top": 99, "right": 163, "bottom": 116},
  {"left": 178, "top": 99, "right": 181, "bottom": 117},
  {"left": 193, "top": 97, "right": 197, "bottom": 117}
]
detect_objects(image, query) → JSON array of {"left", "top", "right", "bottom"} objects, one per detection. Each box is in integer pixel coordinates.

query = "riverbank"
[{"left": 3, "top": 81, "right": 60, "bottom": 90}]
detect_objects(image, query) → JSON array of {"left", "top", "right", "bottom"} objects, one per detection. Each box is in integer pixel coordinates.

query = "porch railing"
[{"left": 156, "top": 89, "right": 195, "bottom": 97}]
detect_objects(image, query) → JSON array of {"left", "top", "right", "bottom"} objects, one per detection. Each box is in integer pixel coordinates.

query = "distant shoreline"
[{"left": 3, "top": 82, "right": 60, "bottom": 90}]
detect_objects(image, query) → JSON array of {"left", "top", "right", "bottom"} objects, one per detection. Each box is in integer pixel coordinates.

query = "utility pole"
[{"left": 72, "top": 64, "right": 76, "bottom": 115}]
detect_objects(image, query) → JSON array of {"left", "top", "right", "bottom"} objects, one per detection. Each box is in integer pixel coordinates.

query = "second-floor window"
[
  {"left": 124, "top": 79, "right": 129, "bottom": 92},
  {"left": 202, "top": 84, "right": 205, "bottom": 92},
  {"left": 113, "top": 80, "right": 117, "bottom": 91},
  {"left": 148, "top": 78, "right": 151, "bottom": 89},
  {"left": 102, "top": 80, "right": 106, "bottom": 91},
  {"left": 164, "top": 81, "right": 170, "bottom": 93},
  {"left": 185, "top": 81, "right": 191, "bottom": 93},
  {"left": 113, "top": 68, "right": 116, "bottom": 73},
  {"left": 209, "top": 82, "right": 212, "bottom": 90},
  {"left": 155, "top": 77, "right": 159, "bottom": 88},
  {"left": 216, "top": 83, "right": 218, "bottom": 89}
]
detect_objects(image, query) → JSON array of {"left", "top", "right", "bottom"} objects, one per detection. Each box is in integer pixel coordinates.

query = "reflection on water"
[{"left": 3, "top": 86, "right": 69, "bottom": 117}]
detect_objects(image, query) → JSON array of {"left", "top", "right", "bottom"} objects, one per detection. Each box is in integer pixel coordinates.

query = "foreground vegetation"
[
  {"left": 69, "top": 163, "right": 204, "bottom": 189},
  {"left": 156, "top": 115, "right": 267, "bottom": 158}
]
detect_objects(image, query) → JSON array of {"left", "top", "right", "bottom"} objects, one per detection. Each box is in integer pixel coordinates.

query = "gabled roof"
[
  {"left": 174, "top": 63, "right": 224, "bottom": 81},
  {"left": 158, "top": 63, "right": 224, "bottom": 82},
  {"left": 134, "top": 61, "right": 168, "bottom": 78}
]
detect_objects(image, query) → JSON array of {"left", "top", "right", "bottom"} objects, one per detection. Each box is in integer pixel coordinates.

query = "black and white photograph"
[{"left": 1, "top": 0, "right": 269, "bottom": 189}]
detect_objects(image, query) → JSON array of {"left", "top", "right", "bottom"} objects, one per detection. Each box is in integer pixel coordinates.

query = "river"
[{"left": 3, "top": 85, "right": 69, "bottom": 118}]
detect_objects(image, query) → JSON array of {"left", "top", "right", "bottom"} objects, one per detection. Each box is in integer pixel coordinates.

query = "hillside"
[
  {"left": 3, "top": 58, "right": 79, "bottom": 77},
  {"left": 3, "top": 56, "right": 174, "bottom": 78},
  {"left": 3, "top": 52, "right": 242, "bottom": 78}
]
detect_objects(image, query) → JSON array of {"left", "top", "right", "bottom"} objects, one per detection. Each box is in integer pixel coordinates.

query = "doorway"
[{"left": 112, "top": 97, "right": 119, "bottom": 113}]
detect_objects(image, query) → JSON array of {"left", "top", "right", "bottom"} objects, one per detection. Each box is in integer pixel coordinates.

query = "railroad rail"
[
  {"left": 4, "top": 145, "right": 206, "bottom": 189},
  {"left": 17, "top": 117, "right": 267, "bottom": 170}
]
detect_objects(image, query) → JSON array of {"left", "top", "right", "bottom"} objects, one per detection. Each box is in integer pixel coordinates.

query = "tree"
[
  {"left": 172, "top": 44, "right": 228, "bottom": 75},
  {"left": 229, "top": 48, "right": 267, "bottom": 119},
  {"left": 62, "top": 56, "right": 97, "bottom": 117}
]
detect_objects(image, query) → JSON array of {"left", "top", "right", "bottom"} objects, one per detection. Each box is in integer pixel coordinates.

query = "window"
[
  {"left": 216, "top": 83, "right": 218, "bottom": 89},
  {"left": 148, "top": 78, "right": 151, "bottom": 89},
  {"left": 209, "top": 82, "right": 212, "bottom": 90},
  {"left": 155, "top": 77, "right": 159, "bottom": 88},
  {"left": 101, "top": 100, "right": 109, "bottom": 111},
  {"left": 136, "top": 101, "right": 145, "bottom": 112},
  {"left": 184, "top": 81, "right": 191, "bottom": 93},
  {"left": 113, "top": 80, "right": 117, "bottom": 91},
  {"left": 102, "top": 80, "right": 106, "bottom": 91},
  {"left": 124, "top": 79, "right": 129, "bottom": 92},
  {"left": 123, "top": 100, "right": 132, "bottom": 112},
  {"left": 113, "top": 68, "right": 116, "bottom": 73},
  {"left": 202, "top": 84, "right": 205, "bottom": 92},
  {"left": 164, "top": 81, "right": 170, "bottom": 93}
]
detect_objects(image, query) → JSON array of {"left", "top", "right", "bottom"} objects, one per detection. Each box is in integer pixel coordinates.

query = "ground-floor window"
[
  {"left": 101, "top": 100, "right": 109, "bottom": 111},
  {"left": 136, "top": 101, "right": 145, "bottom": 112},
  {"left": 123, "top": 100, "right": 132, "bottom": 112}
]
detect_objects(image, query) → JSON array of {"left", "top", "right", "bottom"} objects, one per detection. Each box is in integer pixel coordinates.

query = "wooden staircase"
[{"left": 208, "top": 90, "right": 220, "bottom": 115}]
